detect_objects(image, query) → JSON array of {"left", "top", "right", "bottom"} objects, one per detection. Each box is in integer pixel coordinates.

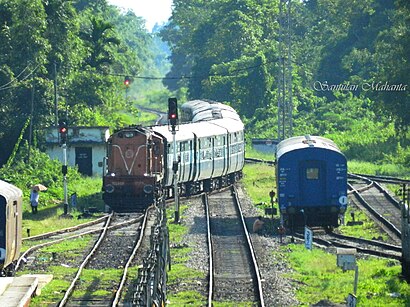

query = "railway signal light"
[
  {"left": 124, "top": 76, "right": 131, "bottom": 87},
  {"left": 168, "top": 97, "right": 178, "bottom": 126},
  {"left": 58, "top": 119, "right": 68, "bottom": 144}
]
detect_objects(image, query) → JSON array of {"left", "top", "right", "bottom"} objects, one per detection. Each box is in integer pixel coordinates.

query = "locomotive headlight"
[
  {"left": 105, "top": 184, "right": 115, "bottom": 193},
  {"left": 143, "top": 185, "right": 153, "bottom": 194}
]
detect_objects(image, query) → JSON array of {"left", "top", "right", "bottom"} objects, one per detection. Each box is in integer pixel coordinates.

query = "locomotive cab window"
[
  {"left": 306, "top": 168, "right": 319, "bottom": 180},
  {"left": 123, "top": 132, "right": 135, "bottom": 138}
]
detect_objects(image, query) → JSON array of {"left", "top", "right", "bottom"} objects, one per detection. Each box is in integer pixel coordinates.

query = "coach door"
[
  {"left": 0, "top": 196, "right": 5, "bottom": 262},
  {"left": 75, "top": 147, "right": 93, "bottom": 176},
  {"left": 300, "top": 160, "right": 326, "bottom": 206}
]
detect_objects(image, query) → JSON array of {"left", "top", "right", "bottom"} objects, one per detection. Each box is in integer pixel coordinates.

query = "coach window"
[{"left": 306, "top": 168, "right": 319, "bottom": 180}]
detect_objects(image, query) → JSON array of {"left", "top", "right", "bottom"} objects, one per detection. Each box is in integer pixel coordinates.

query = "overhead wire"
[
  {"left": 0, "top": 63, "right": 31, "bottom": 89},
  {"left": 0, "top": 55, "right": 277, "bottom": 90},
  {"left": 103, "top": 56, "right": 278, "bottom": 80},
  {"left": 0, "top": 63, "right": 40, "bottom": 91}
]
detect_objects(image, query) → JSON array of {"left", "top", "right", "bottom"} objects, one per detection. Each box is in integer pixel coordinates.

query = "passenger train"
[
  {"left": 0, "top": 180, "right": 22, "bottom": 276},
  {"left": 102, "top": 100, "right": 245, "bottom": 212},
  {"left": 276, "top": 135, "right": 348, "bottom": 228}
]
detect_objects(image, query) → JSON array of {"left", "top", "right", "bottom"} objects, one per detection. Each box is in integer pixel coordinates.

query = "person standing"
[
  {"left": 253, "top": 216, "right": 265, "bottom": 234},
  {"left": 30, "top": 188, "right": 39, "bottom": 214}
]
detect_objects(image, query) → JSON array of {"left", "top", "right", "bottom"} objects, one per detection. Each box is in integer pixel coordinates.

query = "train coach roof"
[
  {"left": 151, "top": 124, "right": 195, "bottom": 142},
  {"left": 276, "top": 135, "right": 343, "bottom": 159},
  {"left": 181, "top": 100, "right": 241, "bottom": 122},
  {"left": 210, "top": 118, "right": 244, "bottom": 133},
  {"left": 152, "top": 121, "right": 228, "bottom": 141},
  {"left": 0, "top": 179, "right": 23, "bottom": 202}
]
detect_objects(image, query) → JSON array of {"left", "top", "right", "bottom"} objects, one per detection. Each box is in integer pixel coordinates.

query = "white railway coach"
[
  {"left": 151, "top": 113, "right": 245, "bottom": 195},
  {"left": 0, "top": 179, "right": 22, "bottom": 276}
]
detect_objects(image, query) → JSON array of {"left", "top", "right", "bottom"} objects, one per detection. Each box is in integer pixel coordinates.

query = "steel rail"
[
  {"left": 232, "top": 185, "right": 265, "bottom": 307},
  {"left": 203, "top": 193, "right": 214, "bottom": 307},
  {"left": 22, "top": 214, "right": 110, "bottom": 242},
  {"left": 111, "top": 206, "right": 153, "bottom": 306},
  {"left": 16, "top": 213, "right": 143, "bottom": 271},
  {"left": 58, "top": 213, "right": 114, "bottom": 306}
]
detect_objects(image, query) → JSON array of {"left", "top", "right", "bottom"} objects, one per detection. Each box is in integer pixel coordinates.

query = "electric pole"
[{"left": 277, "top": 0, "right": 293, "bottom": 141}]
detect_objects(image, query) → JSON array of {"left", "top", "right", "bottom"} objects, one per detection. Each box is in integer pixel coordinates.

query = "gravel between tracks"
[{"left": 177, "top": 184, "right": 299, "bottom": 306}]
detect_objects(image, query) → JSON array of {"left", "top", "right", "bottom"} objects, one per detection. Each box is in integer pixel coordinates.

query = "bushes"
[{"left": 0, "top": 142, "right": 104, "bottom": 213}]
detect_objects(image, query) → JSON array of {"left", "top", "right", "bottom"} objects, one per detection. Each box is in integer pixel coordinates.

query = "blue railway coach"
[{"left": 276, "top": 135, "right": 348, "bottom": 228}]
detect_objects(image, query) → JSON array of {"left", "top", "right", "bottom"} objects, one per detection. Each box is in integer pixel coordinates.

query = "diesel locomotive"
[
  {"left": 0, "top": 179, "right": 23, "bottom": 276},
  {"left": 102, "top": 100, "right": 245, "bottom": 212},
  {"left": 276, "top": 135, "right": 348, "bottom": 228}
]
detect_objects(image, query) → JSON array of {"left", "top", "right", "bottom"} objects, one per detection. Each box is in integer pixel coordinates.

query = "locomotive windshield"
[{"left": 306, "top": 168, "right": 319, "bottom": 180}]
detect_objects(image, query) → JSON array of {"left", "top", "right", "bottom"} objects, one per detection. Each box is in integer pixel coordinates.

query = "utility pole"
[
  {"left": 168, "top": 98, "right": 180, "bottom": 223},
  {"left": 54, "top": 62, "right": 58, "bottom": 127},
  {"left": 28, "top": 83, "right": 35, "bottom": 164},
  {"left": 277, "top": 0, "right": 293, "bottom": 141}
]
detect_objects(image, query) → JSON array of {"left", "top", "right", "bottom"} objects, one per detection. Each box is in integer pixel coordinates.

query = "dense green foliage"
[
  {"left": 1, "top": 0, "right": 409, "bottom": 168},
  {"left": 160, "top": 0, "right": 410, "bottom": 166},
  {"left": 0, "top": 0, "right": 170, "bottom": 166},
  {"left": 0, "top": 142, "right": 105, "bottom": 235}
]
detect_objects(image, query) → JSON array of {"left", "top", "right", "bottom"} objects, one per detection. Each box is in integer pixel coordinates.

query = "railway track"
[
  {"left": 15, "top": 209, "right": 156, "bottom": 306},
  {"left": 16, "top": 213, "right": 142, "bottom": 271},
  {"left": 57, "top": 210, "right": 151, "bottom": 306},
  {"left": 203, "top": 186, "right": 264, "bottom": 306},
  {"left": 348, "top": 174, "right": 402, "bottom": 243},
  {"left": 294, "top": 231, "right": 401, "bottom": 260}
]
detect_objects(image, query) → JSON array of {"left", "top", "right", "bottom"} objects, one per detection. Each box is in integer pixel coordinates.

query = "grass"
[
  {"left": 71, "top": 268, "right": 122, "bottom": 298},
  {"left": 14, "top": 152, "right": 410, "bottom": 306},
  {"left": 22, "top": 210, "right": 102, "bottom": 239},
  {"left": 166, "top": 204, "right": 207, "bottom": 306},
  {"left": 245, "top": 146, "right": 275, "bottom": 161},
  {"left": 338, "top": 206, "right": 389, "bottom": 241},
  {"left": 279, "top": 244, "right": 410, "bottom": 306},
  {"left": 241, "top": 163, "right": 276, "bottom": 210},
  {"left": 21, "top": 176, "right": 105, "bottom": 238},
  {"left": 348, "top": 160, "right": 410, "bottom": 178},
  {"left": 243, "top": 157, "right": 410, "bottom": 305},
  {"left": 28, "top": 266, "right": 76, "bottom": 306}
]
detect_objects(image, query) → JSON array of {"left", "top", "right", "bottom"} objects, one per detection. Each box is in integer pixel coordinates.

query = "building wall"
[
  {"left": 45, "top": 126, "right": 109, "bottom": 177},
  {"left": 251, "top": 139, "right": 279, "bottom": 155},
  {"left": 46, "top": 144, "right": 106, "bottom": 177}
]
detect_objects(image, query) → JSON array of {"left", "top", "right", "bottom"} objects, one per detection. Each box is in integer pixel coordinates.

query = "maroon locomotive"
[{"left": 102, "top": 126, "right": 165, "bottom": 212}]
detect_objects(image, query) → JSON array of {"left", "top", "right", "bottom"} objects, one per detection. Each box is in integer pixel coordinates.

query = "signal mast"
[{"left": 168, "top": 98, "right": 180, "bottom": 223}]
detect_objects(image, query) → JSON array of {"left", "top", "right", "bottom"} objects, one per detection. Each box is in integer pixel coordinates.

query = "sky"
[{"left": 107, "top": 0, "right": 173, "bottom": 31}]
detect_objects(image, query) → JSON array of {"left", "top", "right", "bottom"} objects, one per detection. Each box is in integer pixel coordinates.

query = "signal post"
[
  {"left": 168, "top": 98, "right": 180, "bottom": 223},
  {"left": 58, "top": 119, "right": 69, "bottom": 214}
]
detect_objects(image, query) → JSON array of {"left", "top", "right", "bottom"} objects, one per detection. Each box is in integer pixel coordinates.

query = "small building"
[
  {"left": 45, "top": 126, "right": 110, "bottom": 177},
  {"left": 251, "top": 138, "right": 279, "bottom": 155}
]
